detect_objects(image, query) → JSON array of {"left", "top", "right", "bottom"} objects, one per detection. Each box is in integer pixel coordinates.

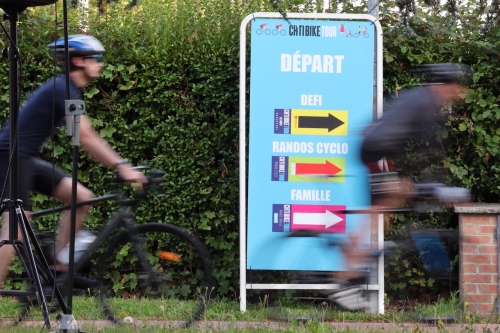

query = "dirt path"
[{"left": 3, "top": 320, "right": 499, "bottom": 332}]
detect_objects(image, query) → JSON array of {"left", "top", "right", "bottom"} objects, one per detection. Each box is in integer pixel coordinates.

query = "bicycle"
[
  {"left": 0, "top": 168, "right": 216, "bottom": 328},
  {"left": 248, "top": 173, "right": 467, "bottom": 311}
]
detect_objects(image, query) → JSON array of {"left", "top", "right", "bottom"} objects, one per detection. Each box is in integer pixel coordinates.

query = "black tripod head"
[{"left": 0, "top": 1, "right": 56, "bottom": 15}]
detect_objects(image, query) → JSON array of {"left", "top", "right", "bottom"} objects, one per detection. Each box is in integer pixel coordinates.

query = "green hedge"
[
  {"left": 1, "top": 0, "right": 273, "bottom": 296},
  {"left": 1, "top": 0, "right": 500, "bottom": 301}
]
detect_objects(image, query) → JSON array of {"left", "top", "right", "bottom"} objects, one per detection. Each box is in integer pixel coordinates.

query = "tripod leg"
[
  {"left": 14, "top": 202, "right": 52, "bottom": 328},
  {"left": 21, "top": 209, "right": 68, "bottom": 314}
]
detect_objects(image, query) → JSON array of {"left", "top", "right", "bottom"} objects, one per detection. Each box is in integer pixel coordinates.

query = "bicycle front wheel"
[{"left": 93, "top": 223, "right": 215, "bottom": 327}]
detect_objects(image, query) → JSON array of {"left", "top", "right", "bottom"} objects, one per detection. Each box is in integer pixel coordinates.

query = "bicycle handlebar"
[{"left": 110, "top": 167, "right": 165, "bottom": 185}]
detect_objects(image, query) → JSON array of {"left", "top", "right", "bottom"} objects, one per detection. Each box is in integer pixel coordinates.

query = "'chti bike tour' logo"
[
  {"left": 256, "top": 23, "right": 287, "bottom": 36},
  {"left": 255, "top": 22, "right": 370, "bottom": 39}
]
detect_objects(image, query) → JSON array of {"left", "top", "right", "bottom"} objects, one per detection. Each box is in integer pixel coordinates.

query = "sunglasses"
[{"left": 84, "top": 54, "right": 104, "bottom": 63}]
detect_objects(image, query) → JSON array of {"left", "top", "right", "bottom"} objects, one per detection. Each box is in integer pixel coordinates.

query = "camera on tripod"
[{"left": 0, "top": 0, "right": 57, "bottom": 7}]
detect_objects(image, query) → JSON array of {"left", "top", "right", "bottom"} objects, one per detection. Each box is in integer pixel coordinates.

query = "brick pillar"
[{"left": 454, "top": 204, "right": 500, "bottom": 316}]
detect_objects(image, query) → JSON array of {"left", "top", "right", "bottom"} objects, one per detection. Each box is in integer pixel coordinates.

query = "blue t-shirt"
[{"left": 0, "top": 76, "right": 83, "bottom": 157}]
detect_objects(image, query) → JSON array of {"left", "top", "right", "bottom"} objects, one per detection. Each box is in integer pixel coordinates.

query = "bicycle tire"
[
  {"left": 92, "top": 223, "right": 216, "bottom": 327},
  {"left": 384, "top": 228, "right": 459, "bottom": 301}
]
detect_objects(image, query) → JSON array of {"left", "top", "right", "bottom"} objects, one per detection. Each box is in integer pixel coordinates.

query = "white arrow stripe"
[{"left": 293, "top": 210, "right": 343, "bottom": 228}]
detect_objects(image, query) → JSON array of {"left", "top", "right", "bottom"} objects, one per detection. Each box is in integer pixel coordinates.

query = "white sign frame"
[{"left": 239, "top": 12, "right": 384, "bottom": 313}]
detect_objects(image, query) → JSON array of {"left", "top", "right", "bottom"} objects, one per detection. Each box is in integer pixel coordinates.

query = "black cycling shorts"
[{"left": 0, "top": 156, "right": 67, "bottom": 210}]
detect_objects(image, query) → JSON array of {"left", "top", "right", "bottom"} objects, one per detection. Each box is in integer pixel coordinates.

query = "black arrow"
[{"left": 298, "top": 114, "right": 345, "bottom": 132}]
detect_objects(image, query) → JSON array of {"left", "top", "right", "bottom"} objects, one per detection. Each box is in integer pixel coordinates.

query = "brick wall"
[{"left": 455, "top": 204, "right": 500, "bottom": 316}]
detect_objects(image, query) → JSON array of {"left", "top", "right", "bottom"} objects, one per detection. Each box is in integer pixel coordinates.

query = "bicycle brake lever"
[
  {"left": 146, "top": 170, "right": 166, "bottom": 184},
  {"left": 131, "top": 166, "right": 149, "bottom": 171}
]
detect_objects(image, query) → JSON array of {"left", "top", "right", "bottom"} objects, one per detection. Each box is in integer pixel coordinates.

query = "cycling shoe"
[{"left": 328, "top": 279, "right": 370, "bottom": 311}]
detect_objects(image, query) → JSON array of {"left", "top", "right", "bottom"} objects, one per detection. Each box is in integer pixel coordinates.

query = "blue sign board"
[{"left": 247, "top": 18, "right": 375, "bottom": 271}]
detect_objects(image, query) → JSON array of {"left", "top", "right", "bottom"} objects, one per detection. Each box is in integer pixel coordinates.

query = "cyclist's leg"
[
  {"left": 336, "top": 169, "right": 415, "bottom": 279},
  {"left": 53, "top": 180, "right": 94, "bottom": 258},
  {"left": 0, "top": 156, "right": 36, "bottom": 287},
  {"left": 33, "top": 159, "right": 94, "bottom": 264}
]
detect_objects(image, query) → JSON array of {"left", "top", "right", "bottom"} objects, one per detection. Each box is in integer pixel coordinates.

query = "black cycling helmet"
[
  {"left": 47, "top": 34, "right": 105, "bottom": 60},
  {"left": 416, "top": 63, "right": 473, "bottom": 85}
]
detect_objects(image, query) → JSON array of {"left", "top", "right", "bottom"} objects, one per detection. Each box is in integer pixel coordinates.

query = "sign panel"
[{"left": 247, "top": 18, "right": 375, "bottom": 271}]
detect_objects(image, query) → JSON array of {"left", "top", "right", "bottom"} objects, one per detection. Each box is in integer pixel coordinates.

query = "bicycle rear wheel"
[
  {"left": 385, "top": 228, "right": 459, "bottom": 302},
  {"left": 93, "top": 222, "right": 215, "bottom": 327}
]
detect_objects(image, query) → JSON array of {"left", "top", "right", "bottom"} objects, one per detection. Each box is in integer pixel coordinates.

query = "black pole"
[
  {"left": 61, "top": 0, "right": 78, "bottom": 314},
  {"left": 7, "top": 5, "right": 19, "bottom": 246},
  {"left": 66, "top": 146, "right": 79, "bottom": 314},
  {"left": 0, "top": 0, "right": 76, "bottom": 317}
]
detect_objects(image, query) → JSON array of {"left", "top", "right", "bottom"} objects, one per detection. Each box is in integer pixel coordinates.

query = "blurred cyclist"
[
  {"left": 331, "top": 63, "right": 472, "bottom": 310},
  {"left": 361, "top": 63, "right": 471, "bottom": 172},
  {"left": 0, "top": 35, "right": 146, "bottom": 286}
]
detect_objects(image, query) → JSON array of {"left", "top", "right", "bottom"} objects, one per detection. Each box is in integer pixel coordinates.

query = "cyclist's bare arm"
[{"left": 79, "top": 115, "right": 146, "bottom": 183}]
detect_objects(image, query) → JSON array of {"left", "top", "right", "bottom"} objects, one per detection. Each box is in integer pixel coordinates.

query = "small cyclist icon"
[
  {"left": 346, "top": 28, "right": 369, "bottom": 38},
  {"left": 256, "top": 23, "right": 271, "bottom": 35},
  {"left": 273, "top": 24, "right": 286, "bottom": 36}
]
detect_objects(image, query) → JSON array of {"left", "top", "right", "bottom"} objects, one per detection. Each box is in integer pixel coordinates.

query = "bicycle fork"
[{"left": 122, "top": 216, "right": 161, "bottom": 288}]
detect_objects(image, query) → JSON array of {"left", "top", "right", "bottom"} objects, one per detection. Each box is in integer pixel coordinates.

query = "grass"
[{"left": 0, "top": 292, "right": 499, "bottom": 332}]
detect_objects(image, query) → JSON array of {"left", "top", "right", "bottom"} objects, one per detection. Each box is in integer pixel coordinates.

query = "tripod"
[
  {"left": 0, "top": 1, "right": 83, "bottom": 330},
  {"left": 0, "top": 199, "right": 67, "bottom": 327}
]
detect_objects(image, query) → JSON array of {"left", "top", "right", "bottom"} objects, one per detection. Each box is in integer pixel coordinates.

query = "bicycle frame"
[
  {"left": 0, "top": 191, "right": 141, "bottom": 321},
  {"left": 0, "top": 169, "right": 167, "bottom": 326},
  {"left": 31, "top": 188, "right": 161, "bottom": 292}
]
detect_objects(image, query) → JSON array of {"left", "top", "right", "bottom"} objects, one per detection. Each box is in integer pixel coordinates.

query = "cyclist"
[
  {"left": 331, "top": 63, "right": 473, "bottom": 310},
  {"left": 361, "top": 63, "right": 471, "bottom": 169},
  {"left": 0, "top": 34, "right": 146, "bottom": 286}
]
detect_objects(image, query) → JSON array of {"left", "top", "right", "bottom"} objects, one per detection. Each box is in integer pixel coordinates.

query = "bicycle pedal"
[
  {"left": 56, "top": 273, "right": 100, "bottom": 289},
  {"left": 74, "top": 276, "right": 100, "bottom": 289}
]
